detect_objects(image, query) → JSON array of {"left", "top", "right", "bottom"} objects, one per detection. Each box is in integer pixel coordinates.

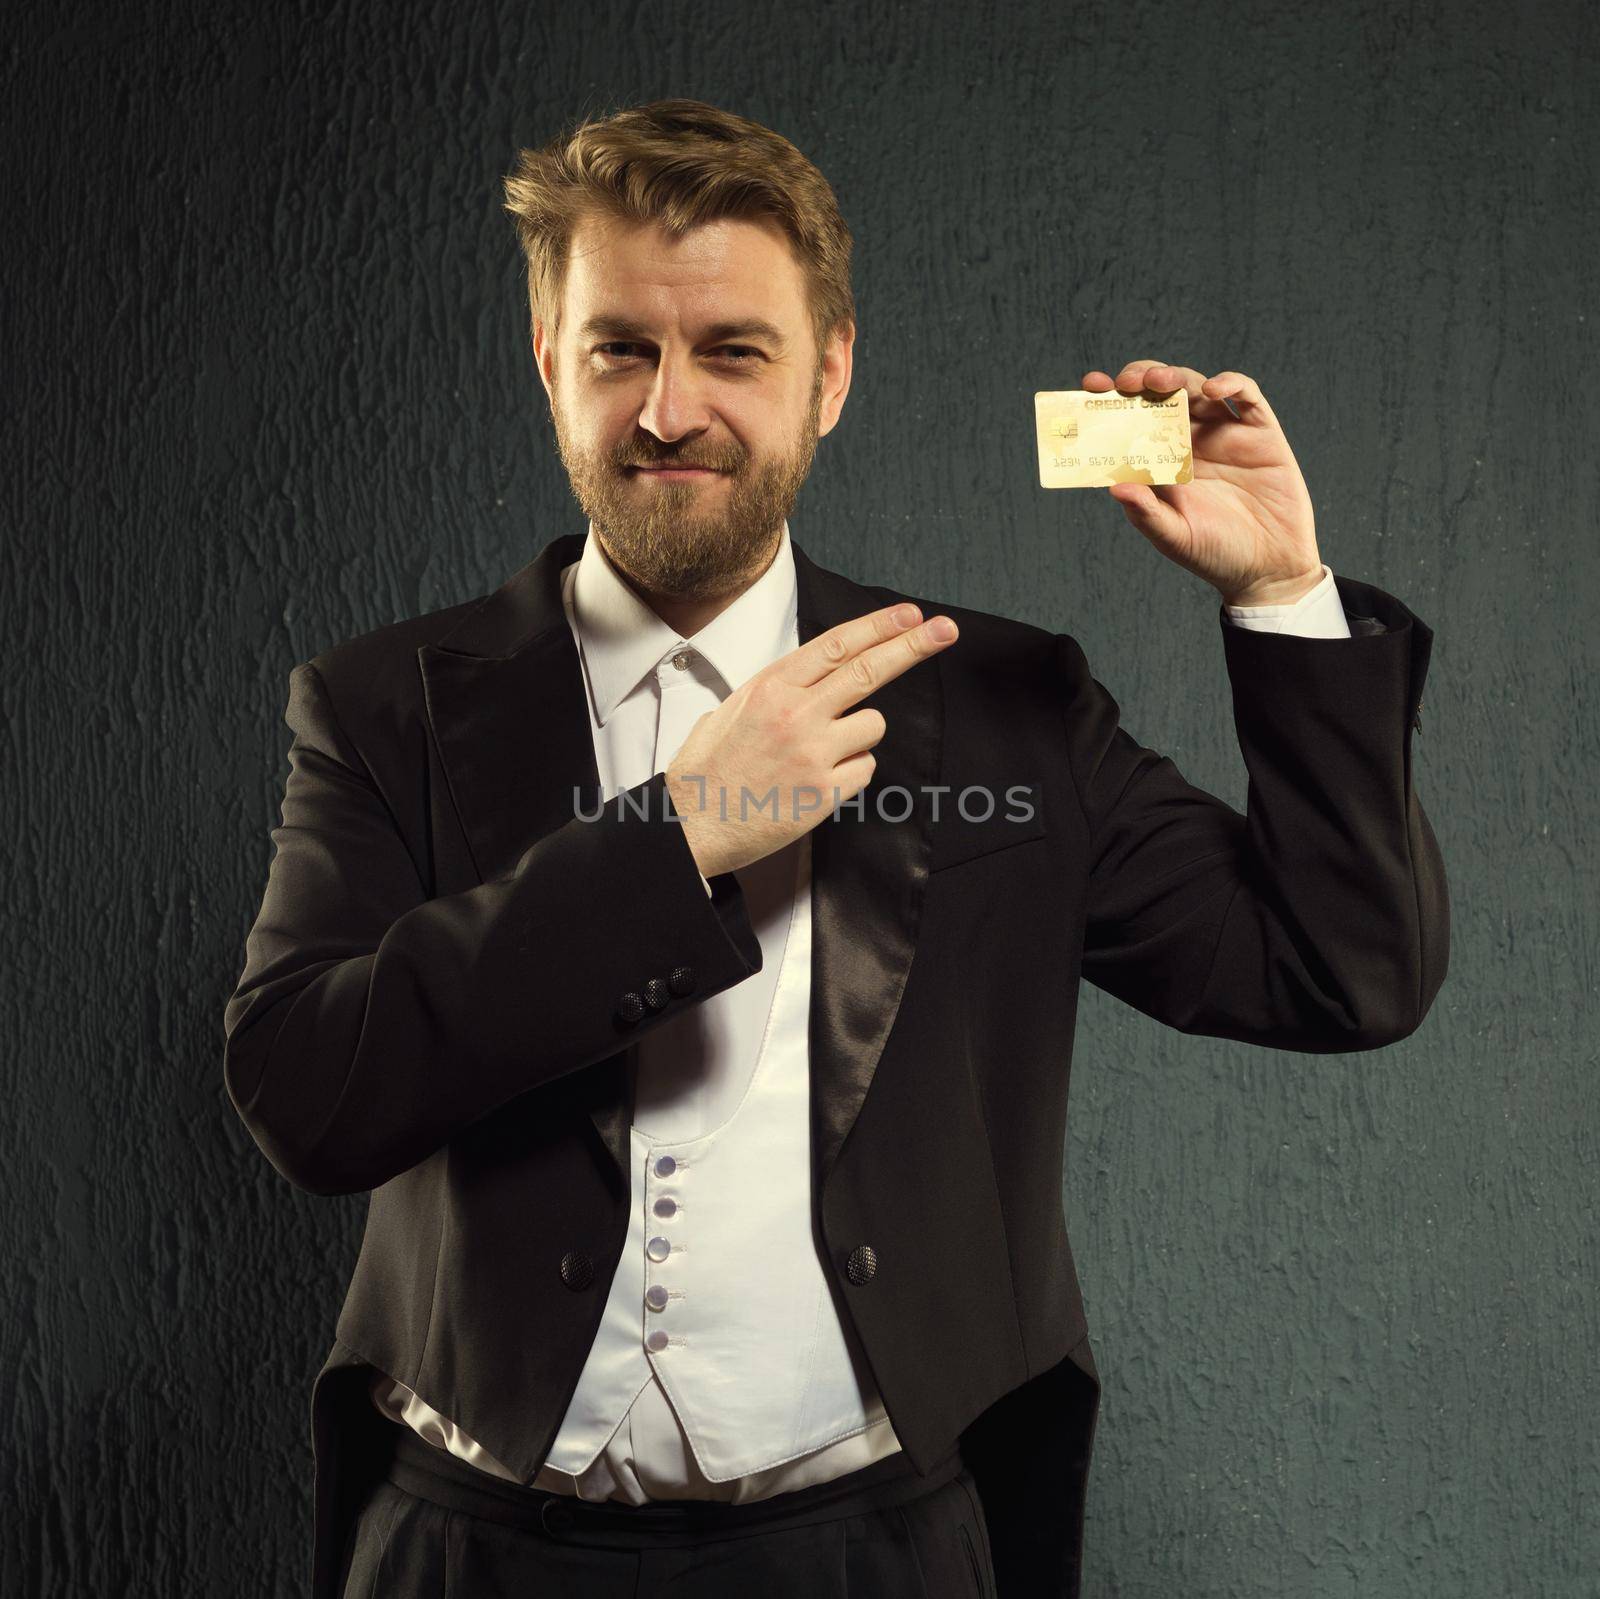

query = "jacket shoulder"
[{"left": 297, "top": 592, "right": 490, "bottom": 731}]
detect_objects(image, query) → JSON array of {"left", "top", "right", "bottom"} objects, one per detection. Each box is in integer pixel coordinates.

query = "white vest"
[{"left": 544, "top": 831, "right": 893, "bottom": 1482}]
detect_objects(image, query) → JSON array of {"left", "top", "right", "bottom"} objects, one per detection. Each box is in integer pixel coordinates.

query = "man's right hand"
[{"left": 665, "top": 602, "right": 960, "bottom": 879}]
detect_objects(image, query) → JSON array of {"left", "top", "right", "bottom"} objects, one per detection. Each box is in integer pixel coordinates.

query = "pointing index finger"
[
  {"left": 773, "top": 601, "right": 958, "bottom": 704},
  {"left": 813, "top": 606, "right": 959, "bottom": 717}
]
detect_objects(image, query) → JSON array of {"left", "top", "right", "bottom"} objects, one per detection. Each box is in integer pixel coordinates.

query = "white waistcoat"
[{"left": 544, "top": 831, "right": 892, "bottom": 1482}]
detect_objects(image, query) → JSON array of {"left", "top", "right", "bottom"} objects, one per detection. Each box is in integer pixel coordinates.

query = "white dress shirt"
[{"left": 369, "top": 526, "right": 1349, "bottom": 1499}]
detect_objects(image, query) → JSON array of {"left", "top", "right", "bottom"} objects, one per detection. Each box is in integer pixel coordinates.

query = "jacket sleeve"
[
  {"left": 1057, "top": 578, "right": 1449, "bottom": 1052},
  {"left": 223, "top": 660, "right": 763, "bottom": 1197}
]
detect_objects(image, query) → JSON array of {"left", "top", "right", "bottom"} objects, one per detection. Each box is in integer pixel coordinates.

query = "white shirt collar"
[{"left": 567, "top": 518, "right": 799, "bottom": 725}]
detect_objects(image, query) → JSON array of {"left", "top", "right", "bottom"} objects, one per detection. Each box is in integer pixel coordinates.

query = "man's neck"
[{"left": 644, "top": 589, "right": 744, "bottom": 640}]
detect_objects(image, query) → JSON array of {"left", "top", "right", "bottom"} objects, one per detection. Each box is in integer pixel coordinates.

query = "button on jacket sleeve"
[
  {"left": 222, "top": 660, "right": 763, "bottom": 1198},
  {"left": 1060, "top": 573, "right": 1447, "bottom": 1052}
]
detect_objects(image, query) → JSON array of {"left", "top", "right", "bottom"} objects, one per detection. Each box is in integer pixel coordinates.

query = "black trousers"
[{"left": 339, "top": 1421, "right": 998, "bottom": 1598}]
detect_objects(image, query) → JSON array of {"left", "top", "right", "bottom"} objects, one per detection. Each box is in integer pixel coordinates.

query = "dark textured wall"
[{"left": 6, "top": 1, "right": 1594, "bottom": 1594}]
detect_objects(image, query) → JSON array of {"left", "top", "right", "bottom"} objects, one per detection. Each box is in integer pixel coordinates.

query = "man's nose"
[{"left": 636, "top": 356, "right": 716, "bottom": 442}]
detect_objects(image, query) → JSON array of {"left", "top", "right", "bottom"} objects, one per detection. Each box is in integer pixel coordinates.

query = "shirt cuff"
[{"left": 1221, "top": 563, "right": 1352, "bottom": 638}]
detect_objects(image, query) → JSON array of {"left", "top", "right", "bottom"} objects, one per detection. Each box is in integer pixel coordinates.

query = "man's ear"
[
  {"left": 532, "top": 317, "right": 556, "bottom": 405},
  {"left": 818, "top": 318, "right": 856, "bottom": 440}
]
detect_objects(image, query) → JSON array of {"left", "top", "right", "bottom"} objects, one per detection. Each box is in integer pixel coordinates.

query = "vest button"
[
  {"left": 654, "top": 1154, "right": 677, "bottom": 1177},
  {"left": 652, "top": 1196, "right": 677, "bottom": 1218},
  {"left": 646, "top": 1329, "right": 669, "bottom": 1352},
  {"left": 643, "top": 977, "right": 671, "bottom": 1011},
  {"left": 646, "top": 1235, "right": 671, "bottom": 1262},
  {"left": 559, "top": 1250, "right": 594, "bottom": 1291},
  {"left": 645, "top": 1284, "right": 669, "bottom": 1310},
  {"left": 614, "top": 992, "right": 645, "bottom": 1027},
  {"left": 541, "top": 1501, "right": 575, "bottom": 1534},
  {"left": 845, "top": 1243, "right": 878, "bottom": 1285},
  {"left": 668, "top": 965, "right": 696, "bottom": 996}
]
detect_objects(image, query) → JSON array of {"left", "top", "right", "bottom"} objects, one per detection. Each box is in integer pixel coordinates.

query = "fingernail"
[
  {"left": 930, "top": 617, "right": 957, "bottom": 640},
  {"left": 893, "top": 604, "right": 920, "bottom": 628}
]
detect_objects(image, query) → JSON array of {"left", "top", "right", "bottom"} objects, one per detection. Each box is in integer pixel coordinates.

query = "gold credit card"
[{"left": 1034, "top": 388, "right": 1193, "bottom": 488}]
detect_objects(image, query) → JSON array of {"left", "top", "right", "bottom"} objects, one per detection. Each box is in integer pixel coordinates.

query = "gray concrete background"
[{"left": 4, "top": 0, "right": 1594, "bottom": 1593}]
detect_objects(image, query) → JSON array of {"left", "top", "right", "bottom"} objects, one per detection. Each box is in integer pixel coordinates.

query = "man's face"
[{"left": 534, "top": 211, "right": 853, "bottom": 603}]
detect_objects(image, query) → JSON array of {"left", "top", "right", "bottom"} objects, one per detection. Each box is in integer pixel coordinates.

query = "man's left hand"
[{"left": 1082, "top": 359, "right": 1323, "bottom": 607}]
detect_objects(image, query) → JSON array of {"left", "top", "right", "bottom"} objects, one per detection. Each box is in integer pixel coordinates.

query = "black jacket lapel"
[{"left": 790, "top": 541, "right": 942, "bottom": 1191}]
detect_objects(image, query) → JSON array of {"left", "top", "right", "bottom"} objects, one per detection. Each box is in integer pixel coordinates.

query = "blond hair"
[{"left": 501, "top": 98, "right": 854, "bottom": 372}]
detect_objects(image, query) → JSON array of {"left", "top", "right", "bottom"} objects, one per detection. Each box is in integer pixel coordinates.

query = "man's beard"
[{"left": 548, "top": 363, "right": 825, "bottom": 602}]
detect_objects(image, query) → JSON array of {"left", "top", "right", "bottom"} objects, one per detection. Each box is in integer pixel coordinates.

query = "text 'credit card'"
[{"left": 1034, "top": 389, "right": 1193, "bottom": 488}]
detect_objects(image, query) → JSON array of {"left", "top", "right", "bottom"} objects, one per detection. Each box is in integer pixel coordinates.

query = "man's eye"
[{"left": 595, "top": 343, "right": 760, "bottom": 365}]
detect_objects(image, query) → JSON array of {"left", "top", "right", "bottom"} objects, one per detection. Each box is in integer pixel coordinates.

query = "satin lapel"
[
  {"left": 790, "top": 542, "right": 942, "bottom": 1195},
  {"left": 413, "top": 531, "right": 941, "bottom": 1197}
]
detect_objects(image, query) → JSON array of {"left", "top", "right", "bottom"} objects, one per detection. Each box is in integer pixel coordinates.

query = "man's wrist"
[{"left": 1220, "top": 565, "right": 1327, "bottom": 608}]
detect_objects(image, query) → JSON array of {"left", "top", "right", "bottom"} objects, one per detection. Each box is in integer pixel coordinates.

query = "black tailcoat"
[{"left": 223, "top": 530, "right": 1447, "bottom": 1597}]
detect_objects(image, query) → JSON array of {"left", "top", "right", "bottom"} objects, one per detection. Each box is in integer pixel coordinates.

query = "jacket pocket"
[{"left": 927, "top": 810, "right": 1048, "bottom": 874}]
